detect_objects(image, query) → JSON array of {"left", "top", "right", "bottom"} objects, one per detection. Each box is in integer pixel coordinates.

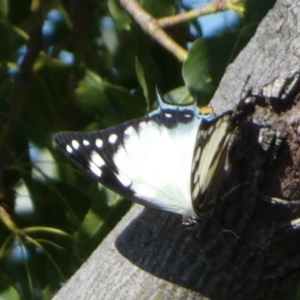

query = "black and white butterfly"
[{"left": 53, "top": 91, "right": 232, "bottom": 227}]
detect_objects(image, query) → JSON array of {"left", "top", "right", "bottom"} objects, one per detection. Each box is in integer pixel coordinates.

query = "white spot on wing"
[
  {"left": 109, "top": 134, "right": 117, "bottom": 144},
  {"left": 95, "top": 139, "right": 103, "bottom": 148},
  {"left": 83, "top": 140, "right": 90, "bottom": 146},
  {"left": 89, "top": 161, "right": 102, "bottom": 177},
  {"left": 124, "top": 126, "right": 134, "bottom": 136},
  {"left": 165, "top": 113, "right": 172, "bottom": 118},
  {"left": 72, "top": 140, "right": 80, "bottom": 150},
  {"left": 116, "top": 172, "right": 132, "bottom": 187},
  {"left": 66, "top": 144, "right": 73, "bottom": 153},
  {"left": 91, "top": 151, "right": 105, "bottom": 167}
]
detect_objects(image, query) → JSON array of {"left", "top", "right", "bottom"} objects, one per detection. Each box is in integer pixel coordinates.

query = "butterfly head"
[{"left": 150, "top": 88, "right": 214, "bottom": 122}]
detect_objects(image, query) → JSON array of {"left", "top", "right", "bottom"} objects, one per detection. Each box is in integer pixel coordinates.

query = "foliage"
[{"left": 0, "top": 0, "right": 279, "bottom": 299}]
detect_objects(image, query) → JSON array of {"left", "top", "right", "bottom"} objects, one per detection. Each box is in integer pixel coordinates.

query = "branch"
[
  {"left": 119, "top": 0, "right": 188, "bottom": 61},
  {"left": 119, "top": 0, "right": 244, "bottom": 62},
  {"left": 158, "top": 0, "right": 244, "bottom": 28}
]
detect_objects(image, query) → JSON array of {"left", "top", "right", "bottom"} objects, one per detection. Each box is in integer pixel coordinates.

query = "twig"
[
  {"left": 158, "top": 0, "right": 244, "bottom": 28},
  {"left": 158, "top": 1, "right": 225, "bottom": 28},
  {"left": 119, "top": 0, "right": 188, "bottom": 62},
  {"left": 119, "top": 0, "right": 244, "bottom": 62}
]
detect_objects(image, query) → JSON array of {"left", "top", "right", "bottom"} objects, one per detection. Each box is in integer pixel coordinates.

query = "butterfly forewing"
[
  {"left": 54, "top": 99, "right": 203, "bottom": 218},
  {"left": 191, "top": 112, "right": 232, "bottom": 219}
]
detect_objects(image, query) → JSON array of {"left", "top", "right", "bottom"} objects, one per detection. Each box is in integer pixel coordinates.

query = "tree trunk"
[{"left": 53, "top": 0, "right": 300, "bottom": 299}]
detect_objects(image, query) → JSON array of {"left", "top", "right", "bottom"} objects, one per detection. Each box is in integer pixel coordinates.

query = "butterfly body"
[{"left": 54, "top": 92, "right": 232, "bottom": 226}]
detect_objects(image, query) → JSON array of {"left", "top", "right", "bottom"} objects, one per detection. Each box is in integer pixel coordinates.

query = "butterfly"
[{"left": 53, "top": 91, "right": 232, "bottom": 227}]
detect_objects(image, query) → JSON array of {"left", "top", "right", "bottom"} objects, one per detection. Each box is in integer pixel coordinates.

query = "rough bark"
[{"left": 53, "top": 0, "right": 300, "bottom": 299}]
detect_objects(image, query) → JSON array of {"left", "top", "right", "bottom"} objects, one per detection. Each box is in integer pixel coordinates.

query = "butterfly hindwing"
[{"left": 191, "top": 112, "right": 232, "bottom": 219}]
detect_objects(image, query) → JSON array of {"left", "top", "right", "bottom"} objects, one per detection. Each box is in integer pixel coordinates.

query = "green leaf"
[
  {"left": 75, "top": 185, "right": 131, "bottom": 260},
  {"left": 108, "top": 0, "right": 131, "bottom": 29},
  {"left": 138, "top": 0, "right": 175, "bottom": 18},
  {"left": 75, "top": 69, "right": 106, "bottom": 116},
  {"left": 0, "top": 0, "right": 8, "bottom": 19},
  {"left": 164, "top": 85, "right": 193, "bottom": 105},
  {"left": 24, "top": 57, "right": 76, "bottom": 146},
  {"left": 135, "top": 29, "right": 157, "bottom": 107},
  {"left": 0, "top": 21, "right": 27, "bottom": 61},
  {"left": 134, "top": 0, "right": 179, "bottom": 106},
  {"left": 105, "top": 83, "right": 145, "bottom": 119},
  {"left": 182, "top": 33, "right": 239, "bottom": 105},
  {"left": 0, "top": 274, "right": 21, "bottom": 300}
]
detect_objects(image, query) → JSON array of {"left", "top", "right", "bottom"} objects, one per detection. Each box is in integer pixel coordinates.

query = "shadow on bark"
[{"left": 115, "top": 112, "right": 300, "bottom": 300}]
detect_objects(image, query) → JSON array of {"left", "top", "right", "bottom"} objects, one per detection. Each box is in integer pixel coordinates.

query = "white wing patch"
[
  {"left": 91, "top": 151, "right": 105, "bottom": 167},
  {"left": 89, "top": 161, "right": 102, "bottom": 177},
  {"left": 115, "top": 172, "right": 132, "bottom": 187},
  {"left": 111, "top": 114, "right": 202, "bottom": 218}
]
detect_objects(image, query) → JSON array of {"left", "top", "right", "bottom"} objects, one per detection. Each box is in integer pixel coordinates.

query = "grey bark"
[{"left": 53, "top": 0, "right": 300, "bottom": 299}]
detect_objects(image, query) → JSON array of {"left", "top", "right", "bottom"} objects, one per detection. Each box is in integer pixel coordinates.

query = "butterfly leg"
[
  {"left": 263, "top": 196, "right": 300, "bottom": 234},
  {"left": 220, "top": 182, "right": 250, "bottom": 201},
  {"left": 263, "top": 196, "right": 300, "bottom": 206}
]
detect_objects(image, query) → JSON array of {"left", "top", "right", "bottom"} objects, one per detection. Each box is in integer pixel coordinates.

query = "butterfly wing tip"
[
  {"left": 52, "top": 131, "right": 60, "bottom": 140},
  {"left": 52, "top": 132, "right": 68, "bottom": 150}
]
